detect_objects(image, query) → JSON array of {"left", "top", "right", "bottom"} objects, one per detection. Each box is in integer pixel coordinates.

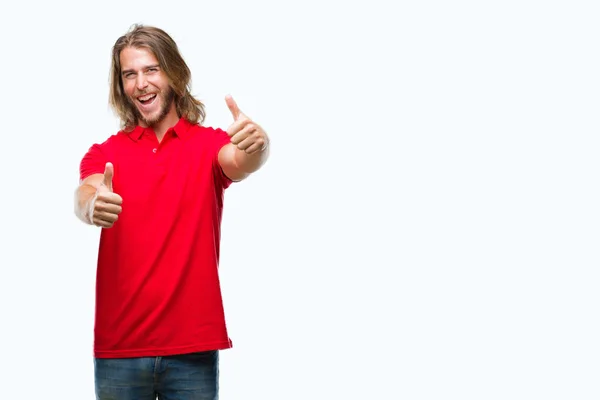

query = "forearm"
[
  {"left": 233, "top": 145, "right": 270, "bottom": 174},
  {"left": 74, "top": 182, "right": 99, "bottom": 224},
  {"left": 75, "top": 172, "right": 108, "bottom": 224}
]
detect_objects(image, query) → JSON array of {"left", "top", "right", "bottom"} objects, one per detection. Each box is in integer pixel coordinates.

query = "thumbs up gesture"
[
  {"left": 225, "top": 95, "right": 268, "bottom": 154},
  {"left": 89, "top": 162, "right": 123, "bottom": 228}
]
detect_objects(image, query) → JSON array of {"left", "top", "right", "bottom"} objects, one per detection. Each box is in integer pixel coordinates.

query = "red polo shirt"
[{"left": 80, "top": 118, "right": 234, "bottom": 358}]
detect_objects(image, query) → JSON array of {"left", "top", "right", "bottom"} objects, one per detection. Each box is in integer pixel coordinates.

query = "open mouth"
[{"left": 137, "top": 93, "right": 157, "bottom": 106}]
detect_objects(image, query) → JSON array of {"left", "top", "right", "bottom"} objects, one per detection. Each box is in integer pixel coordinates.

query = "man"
[{"left": 74, "top": 24, "right": 269, "bottom": 400}]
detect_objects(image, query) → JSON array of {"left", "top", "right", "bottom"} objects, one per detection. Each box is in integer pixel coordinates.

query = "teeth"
[{"left": 138, "top": 94, "right": 156, "bottom": 102}]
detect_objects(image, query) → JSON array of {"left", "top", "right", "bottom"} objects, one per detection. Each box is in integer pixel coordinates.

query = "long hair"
[{"left": 109, "top": 24, "right": 206, "bottom": 129}]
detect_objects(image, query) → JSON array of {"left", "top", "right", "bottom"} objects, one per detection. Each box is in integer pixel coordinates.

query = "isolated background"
[{"left": 0, "top": 0, "right": 598, "bottom": 399}]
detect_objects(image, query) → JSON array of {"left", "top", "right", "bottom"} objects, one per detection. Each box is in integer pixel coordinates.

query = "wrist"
[{"left": 87, "top": 192, "right": 99, "bottom": 225}]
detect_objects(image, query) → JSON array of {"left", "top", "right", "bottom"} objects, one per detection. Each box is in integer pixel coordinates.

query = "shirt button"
[{"left": 153, "top": 148, "right": 157, "bottom": 153}]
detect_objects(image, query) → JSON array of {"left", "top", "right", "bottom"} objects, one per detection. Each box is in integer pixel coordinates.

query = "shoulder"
[
  {"left": 186, "top": 124, "right": 229, "bottom": 146},
  {"left": 95, "top": 129, "right": 137, "bottom": 148},
  {"left": 82, "top": 129, "right": 134, "bottom": 161},
  {"left": 196, "top": 125, "right": 229, "bottom": 140},
  {"left": 190, "top": 124, "right": 225, "bottom": 135}
]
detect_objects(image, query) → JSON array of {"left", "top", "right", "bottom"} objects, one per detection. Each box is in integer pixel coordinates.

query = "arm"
[
  {"left": 218, "top": 140, "right": 270, "bottom": 182},
  {"left": 218, "top": 95, "right": 271, "bottom": 182}
]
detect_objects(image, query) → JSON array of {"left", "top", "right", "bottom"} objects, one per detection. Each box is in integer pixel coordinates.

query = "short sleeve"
[
  {"left": 80, "top": 143, "right": 108, "bottom": 181},
  {"left": 211, "top": 128, "right": 234, "bottom": 189}
]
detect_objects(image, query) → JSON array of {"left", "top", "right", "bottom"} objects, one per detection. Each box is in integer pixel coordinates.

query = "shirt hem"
[{"left": 94, "top": 340, "right": 233, "bottom": 358}]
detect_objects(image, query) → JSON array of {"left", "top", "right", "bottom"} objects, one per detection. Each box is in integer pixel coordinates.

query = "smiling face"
[{"left": 120, "top": 46, "right": 177, "bottom": 128}]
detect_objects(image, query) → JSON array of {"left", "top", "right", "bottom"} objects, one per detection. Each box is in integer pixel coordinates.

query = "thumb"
[
  {"left": 102, "top": 162, "right": 114, "bottom": 191},
  {"left": 225, "top": 94, "right": 243, "bottom": 120}
]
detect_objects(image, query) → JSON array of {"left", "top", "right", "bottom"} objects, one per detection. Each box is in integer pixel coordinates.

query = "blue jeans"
[{"left": 94, "top": 350, "right": 219, "bottom": 400}]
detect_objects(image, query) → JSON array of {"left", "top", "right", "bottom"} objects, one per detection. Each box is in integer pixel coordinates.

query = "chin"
[
  {"left": 138, "top": 107, "right": 163, "bottom": 126},
  {"left": 142, "top": 112, "right": 160, "bottom": 125}
]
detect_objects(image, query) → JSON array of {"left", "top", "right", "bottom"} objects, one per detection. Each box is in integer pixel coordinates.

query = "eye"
[
  {"left": 124, "top": 72, "right": 136, "bottom": 79},
  {"left": 147, "top": 67, "right": 158, "bottom": 73}
]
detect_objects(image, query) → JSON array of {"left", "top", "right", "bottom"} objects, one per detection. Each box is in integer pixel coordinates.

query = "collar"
[{"left": 127, "top": 117, "right": 195, "bottom": 141}]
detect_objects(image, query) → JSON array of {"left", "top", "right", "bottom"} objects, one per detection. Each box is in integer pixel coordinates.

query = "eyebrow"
[{"left": 121, "top": 64, "right": 161, "bottom": 76}]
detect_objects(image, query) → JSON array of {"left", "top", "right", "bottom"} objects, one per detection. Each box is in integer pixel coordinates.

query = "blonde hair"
[{"left": 109, "top": 24, "right": 205, "bottom": 129}]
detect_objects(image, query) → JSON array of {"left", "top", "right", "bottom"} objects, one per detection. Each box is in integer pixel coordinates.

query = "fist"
[
  {"left": 225, "top": 95, "right": 269, "bottom": 154},
  {"left": 90, "top": 162, "right": 123, "bottom": 228}
]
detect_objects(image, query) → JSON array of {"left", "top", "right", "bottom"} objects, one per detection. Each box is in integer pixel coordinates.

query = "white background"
[{"left": 0, "top": 0, "right": 599, "bottom": 399}]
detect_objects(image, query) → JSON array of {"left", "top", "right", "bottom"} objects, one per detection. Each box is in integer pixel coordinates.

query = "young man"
[{"left": 74, "top": 24, "right": 270, "bottom": 400}]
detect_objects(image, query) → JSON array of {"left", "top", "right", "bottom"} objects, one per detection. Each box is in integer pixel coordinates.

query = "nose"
[{"left": 135, "top": 73, "right": 148, "bottom": 91}]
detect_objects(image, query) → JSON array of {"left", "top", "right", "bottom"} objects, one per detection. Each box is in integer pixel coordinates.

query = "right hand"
[{"left": 90, "top": 162, "right": 123, "bottom": 228}]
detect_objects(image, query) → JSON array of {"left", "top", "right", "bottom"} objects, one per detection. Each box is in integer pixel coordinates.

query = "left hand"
[{"left": 225, "top": 95, "right": 269, "bottom": 155}]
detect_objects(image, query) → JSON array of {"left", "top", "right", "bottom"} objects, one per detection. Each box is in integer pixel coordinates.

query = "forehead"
[{"left": 120, "top": 46, "right": 159, "bottom": 71}]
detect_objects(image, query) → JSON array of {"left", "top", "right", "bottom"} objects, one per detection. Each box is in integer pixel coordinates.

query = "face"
[{"left": 120, "top": 46, "right": 175, "bottom": 127}]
